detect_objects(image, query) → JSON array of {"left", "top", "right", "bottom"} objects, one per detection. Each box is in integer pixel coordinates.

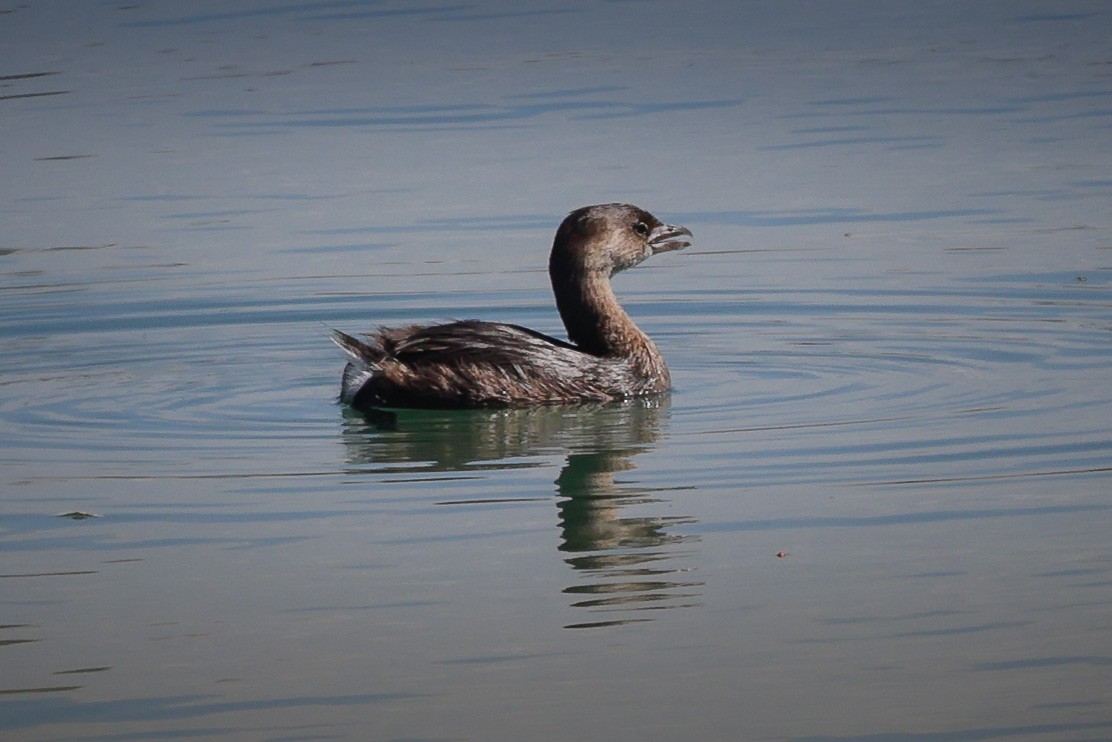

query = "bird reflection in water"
[
  {"left": 339, "top": 397, "right": 702, "bottom": 628},
  {"left": 556, "top": 446, "right": 702, "bottom": 629}
]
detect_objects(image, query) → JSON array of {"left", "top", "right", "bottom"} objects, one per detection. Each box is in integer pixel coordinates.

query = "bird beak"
[{"left": 648, "top": 223, "right": 693, "bottom": 254}]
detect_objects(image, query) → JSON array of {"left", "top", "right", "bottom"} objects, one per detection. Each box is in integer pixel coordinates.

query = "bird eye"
[{"left": 633, "top": 221, "right": 649, "bottom": 237}]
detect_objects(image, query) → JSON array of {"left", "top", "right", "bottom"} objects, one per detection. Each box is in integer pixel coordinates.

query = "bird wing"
[{"left": 387, "top": 320, "right": 581, "bottom": 367}]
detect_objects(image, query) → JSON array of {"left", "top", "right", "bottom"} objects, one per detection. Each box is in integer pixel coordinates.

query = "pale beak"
[{"left": 648, "top": 223, "right": 693, "bottom": 254}]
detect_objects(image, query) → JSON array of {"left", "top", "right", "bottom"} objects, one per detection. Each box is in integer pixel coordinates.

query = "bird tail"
[{"left": 331, "top": 330, "right": 381, "bottom": 406}]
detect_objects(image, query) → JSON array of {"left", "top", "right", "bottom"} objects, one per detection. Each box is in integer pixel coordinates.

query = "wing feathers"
[{"left": 334, "top": 320, "right": 632, "bottom": 408}]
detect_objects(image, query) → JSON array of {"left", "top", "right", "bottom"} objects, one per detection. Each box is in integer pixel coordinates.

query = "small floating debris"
[{"left": 55, "top": 511, "right": 100, "bottom": 520}]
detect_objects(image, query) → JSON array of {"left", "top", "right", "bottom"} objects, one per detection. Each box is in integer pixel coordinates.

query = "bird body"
[{"left": 334, "top": 203, "right": 691, "bottom": 410}]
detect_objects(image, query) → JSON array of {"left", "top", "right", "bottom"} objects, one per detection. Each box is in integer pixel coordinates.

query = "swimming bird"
[{"left": 333, "top": 203, "right": 691, "bottom": 410}]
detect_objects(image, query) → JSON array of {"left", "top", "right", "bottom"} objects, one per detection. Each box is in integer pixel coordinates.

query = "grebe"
[{"left": 333, "top": 203, "right": 691, "bottom": 410}]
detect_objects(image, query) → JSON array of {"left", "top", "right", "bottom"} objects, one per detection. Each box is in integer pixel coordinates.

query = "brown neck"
[{"left": 550, "top": 264, "right": 661, "bottom": 365}]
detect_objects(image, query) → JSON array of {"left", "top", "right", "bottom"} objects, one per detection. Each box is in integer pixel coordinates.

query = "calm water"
[{"left": 2, "top": 2, "right": 1111, "bottom": 740}]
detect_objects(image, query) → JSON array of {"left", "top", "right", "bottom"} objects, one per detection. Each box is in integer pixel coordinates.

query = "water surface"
[{"left": 2, "top": 2, "right": 1111, "bottom": 740}]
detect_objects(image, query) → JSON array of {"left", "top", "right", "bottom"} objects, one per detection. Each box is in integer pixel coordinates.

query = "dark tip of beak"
[{"left": 648, "top": 223, "right": 693, "bottom": 254}]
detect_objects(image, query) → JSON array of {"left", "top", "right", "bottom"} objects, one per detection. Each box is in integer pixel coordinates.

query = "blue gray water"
[{"left": 2, "top": 2, "right": 1111, "bottom": 740}]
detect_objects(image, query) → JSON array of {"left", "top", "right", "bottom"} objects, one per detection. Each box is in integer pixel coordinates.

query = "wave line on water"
[{"left": 854, "top": 464, "right": 1112, "bottom": 487}]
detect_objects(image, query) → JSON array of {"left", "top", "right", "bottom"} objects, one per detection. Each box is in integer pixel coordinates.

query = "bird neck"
[{"left": 551, "top": 267, "right": 660, "bottom": 364}]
